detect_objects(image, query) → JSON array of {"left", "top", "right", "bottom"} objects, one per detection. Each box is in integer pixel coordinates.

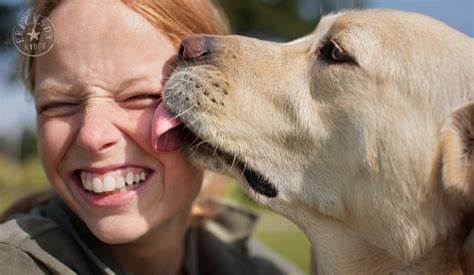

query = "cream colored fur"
[{"left": 164, "top": 9, "right": 474, "bottom": 274}]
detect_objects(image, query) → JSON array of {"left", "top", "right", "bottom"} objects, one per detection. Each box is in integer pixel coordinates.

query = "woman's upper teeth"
[{"left": 80, "top": 168, "right": 148, "bottom": 193}]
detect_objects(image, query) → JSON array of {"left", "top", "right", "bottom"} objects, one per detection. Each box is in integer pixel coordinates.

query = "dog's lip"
[
  {"left": 224, "top": 152, "right": 278, "bottom": 198},
  {"left": 241, "top": 165, "right": 278, "bottom": 197},
  {"left": 181, "top": 127, "right": 278, "bottom": 198}
]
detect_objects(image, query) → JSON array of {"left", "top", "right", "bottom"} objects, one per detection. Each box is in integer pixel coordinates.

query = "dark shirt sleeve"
[{"left": 0, "top": 243, "right": 49, "bottom": 275}]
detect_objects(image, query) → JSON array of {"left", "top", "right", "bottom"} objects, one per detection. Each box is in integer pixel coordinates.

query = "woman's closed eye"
[
  {"left": 37, "top": 101, "right": 79, "bottom": 116},
  {"left": 121, "top": 93, "right": 162, "bottom": 108}
]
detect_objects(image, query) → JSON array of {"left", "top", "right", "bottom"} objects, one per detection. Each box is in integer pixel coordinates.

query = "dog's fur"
[{"left": 164, "top": 9, "right": 474, "bottom": 274}]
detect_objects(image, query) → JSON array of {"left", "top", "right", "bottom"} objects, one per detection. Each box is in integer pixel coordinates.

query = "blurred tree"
[
  {"left": 19, "top": 128, "right": 38, "bottom": 163},
  {"left": 219, "top": 0, "right": 364, "bottom": 41},
  {"left": 0, "top": 136, "right": 17, "bottom": 160},
  {"left": 0, "top": 2, "right": 24, "bottom": 50}
]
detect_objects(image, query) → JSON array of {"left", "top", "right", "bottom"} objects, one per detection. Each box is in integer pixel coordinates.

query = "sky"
[
  {"left": 0, "top": 50, "right": 37, "bottom": 140},
  {"left": 368, "top": 0, "right": 473, "bottom": 36},
  {"left": 0, "top": 0, "right": 473, "bottom": 141}
]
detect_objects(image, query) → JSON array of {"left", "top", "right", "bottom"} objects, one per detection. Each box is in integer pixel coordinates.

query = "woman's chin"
[{"left": 84, "top": 215, "right": 151, "bottom": 244}]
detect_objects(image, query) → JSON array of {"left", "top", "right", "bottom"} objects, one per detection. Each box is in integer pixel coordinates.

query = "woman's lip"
[{"left": 73, "top": 164, "right": 153, "bottom": 175}]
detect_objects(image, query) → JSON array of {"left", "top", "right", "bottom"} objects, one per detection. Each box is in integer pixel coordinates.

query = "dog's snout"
[{"left": 178, "top": 35, "right": 214, "bottom": 61}]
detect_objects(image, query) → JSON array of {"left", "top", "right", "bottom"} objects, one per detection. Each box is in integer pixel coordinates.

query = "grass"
[
  {"left": 255, "top": 210, "right": 311, "bottom": 273},
  {"left": 0, "top": 155, "right": 48, "bottom": 211}
]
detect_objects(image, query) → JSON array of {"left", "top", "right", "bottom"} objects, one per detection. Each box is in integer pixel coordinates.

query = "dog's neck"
[{"left": 300, "top": 218, "right": 463, "bottom": 275}]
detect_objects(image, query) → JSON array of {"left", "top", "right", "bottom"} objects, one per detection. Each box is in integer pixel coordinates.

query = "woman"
[{"left": 0, "top": 0, "right": 301, "bottom": 274}]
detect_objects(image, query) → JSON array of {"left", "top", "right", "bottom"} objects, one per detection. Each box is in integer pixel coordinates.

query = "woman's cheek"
[
  {"left": 37, "top": 118, "right": 76, "bottom": 180},
  {"left": 123, "top": 108, "right": 156, "bottom": 153}
]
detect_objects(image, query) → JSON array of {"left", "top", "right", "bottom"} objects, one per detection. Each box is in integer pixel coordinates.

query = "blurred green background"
[{"left": 0, "top": 1, "right": 472, "bottom": 274}]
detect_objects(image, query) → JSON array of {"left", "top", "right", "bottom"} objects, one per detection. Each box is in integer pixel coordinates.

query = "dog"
[{"left": 160, "top": 9, "right": 474, "bottom": 274}]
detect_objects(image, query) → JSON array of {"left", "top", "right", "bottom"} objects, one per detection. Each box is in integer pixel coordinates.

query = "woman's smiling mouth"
[
  {"left": 71, "top": 166, "right": 158, "bottom": 208},
  {"left": 78, "top": 167, "right": 151, "bottom": 193}
]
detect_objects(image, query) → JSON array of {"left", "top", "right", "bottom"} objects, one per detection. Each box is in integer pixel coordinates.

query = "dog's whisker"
[
  {"left": 186, "top": 133, "right": 201, "bottom": 147},
  {"left": 240, "top": 159, "right": 248, "bottom": 181},
  {"left": 230, "top": 153, "right": 237, "bottom": 171},
  {"left": 190, "top": 139, "right": 205, "bottom": 152},
  {"left": 189, "top": 140, "right": 207, "bottom": 154},
  {"left": 211, "top": 144, "right": 218, "bottom": 159},
  {"left": 188, "top": 138, "right": 200, "bottom": 150},
  {"left": 173, "top": 103, "right": 196, "bottom": 120}
]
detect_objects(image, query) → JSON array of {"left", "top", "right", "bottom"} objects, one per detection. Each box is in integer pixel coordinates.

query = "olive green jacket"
[{"left": 0, "top": 197, "right": 303, "bottom": 275}]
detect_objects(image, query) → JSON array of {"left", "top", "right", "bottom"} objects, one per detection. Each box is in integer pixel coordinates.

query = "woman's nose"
[{"left": 76, "top": 104, "right": 121, "bottom": 154}]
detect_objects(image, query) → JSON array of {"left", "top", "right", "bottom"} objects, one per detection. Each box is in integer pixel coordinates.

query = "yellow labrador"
[{"left": 161, "top": 9, "right": 474, "bottom": 274}]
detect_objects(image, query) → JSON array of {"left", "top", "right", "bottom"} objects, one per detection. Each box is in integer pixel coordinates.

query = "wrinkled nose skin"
[{"left": 178, "top": 35, "right": 215, "bottom": 61}]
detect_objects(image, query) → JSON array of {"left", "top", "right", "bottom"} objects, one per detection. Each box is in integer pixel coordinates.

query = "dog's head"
[{"left": 164, "top": 9, "right": 473, "bottom": 262}]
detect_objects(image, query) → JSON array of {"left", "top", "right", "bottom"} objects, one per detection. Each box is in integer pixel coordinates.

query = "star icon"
[{"left": 26, "top": 27, "right": 40, "bottom": 42}]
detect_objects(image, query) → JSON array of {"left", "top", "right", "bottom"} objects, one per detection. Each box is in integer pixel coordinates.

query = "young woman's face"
[{"left": 34, "top": 1, "right": 202, "bottom": 244}]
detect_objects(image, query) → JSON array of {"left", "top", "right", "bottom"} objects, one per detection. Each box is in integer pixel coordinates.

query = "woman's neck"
[{"left": 110, "top": 208, "right": 191, "bottom": 275}]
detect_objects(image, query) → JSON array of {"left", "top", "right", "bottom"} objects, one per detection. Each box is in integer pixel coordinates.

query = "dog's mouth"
[
  {"left": 180, "top": 126, "right": 278, "bottom": 198},
  {"left": 159, "top": 65, "right": 278, "bottom": 198}
]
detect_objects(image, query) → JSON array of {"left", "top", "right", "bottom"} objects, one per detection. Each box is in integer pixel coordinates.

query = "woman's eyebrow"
[
  {"left": 36, "top": 76, "right": 162, "bottom": 98},
  {"left": 36, "top": 82, "right": 75, "bottom": 97},
  {"left": 34, "top": 86, "right": 78, "bottom": 110},
  {"left": 118, "top": 76, "right": 152, "bottom": 91},
  {"left": 118, "top": 76, "right": 163, "bottom": 95}
]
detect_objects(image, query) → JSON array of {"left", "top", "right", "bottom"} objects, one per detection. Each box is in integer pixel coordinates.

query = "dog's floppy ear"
[
  {"left": 439, "top": 102, "right": 474, "bottom": 274},
  {"left": 440, "top": 102, "right": 474, "bottom": 208},
  {"left": 460, "top": 230, "right": 474, "bottom": 275}
]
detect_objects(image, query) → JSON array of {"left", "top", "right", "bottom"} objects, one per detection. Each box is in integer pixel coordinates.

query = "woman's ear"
[{"left": 440, "top": 102, "right": 474, "bottom": 209}]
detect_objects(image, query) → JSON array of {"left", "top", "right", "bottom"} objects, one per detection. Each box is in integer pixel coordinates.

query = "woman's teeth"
[{"left": 79, "top": 168, "right": 149, "bottom": 193}]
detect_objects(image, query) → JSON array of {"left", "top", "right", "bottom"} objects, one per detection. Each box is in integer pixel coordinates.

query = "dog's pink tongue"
[{"left": 151, "top": 102, "right": 183, "bottom": 152}]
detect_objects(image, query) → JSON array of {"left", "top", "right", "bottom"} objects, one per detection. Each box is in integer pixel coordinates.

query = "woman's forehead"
[{"left": 35, "top": 0, "right": 175, "bottom": 94}]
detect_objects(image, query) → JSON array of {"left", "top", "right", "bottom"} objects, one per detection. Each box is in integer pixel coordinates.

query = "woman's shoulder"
[
  {"left": 0, "top": 241, "right": 50, "bottom": 274},
  {"left": 189, "top": 199, "right": 304, "bottom": 275},
  {"left": 0, "top": 193, "right": 95, "bottom": 275},
  {"left": 0, "top": 210, "right": 62, "bottom": 247},
  {"left": 0, "top": 213, "right": 73, "bottom": 274}
]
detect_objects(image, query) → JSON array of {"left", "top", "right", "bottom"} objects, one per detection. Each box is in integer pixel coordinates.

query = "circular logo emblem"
[{"left": 12, "top": 11, "right": 55, "bottom": 57}]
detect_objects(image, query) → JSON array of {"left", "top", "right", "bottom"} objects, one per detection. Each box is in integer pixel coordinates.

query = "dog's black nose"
[{"left": 178, "top": 35, "right": 213, "bottom": 61}]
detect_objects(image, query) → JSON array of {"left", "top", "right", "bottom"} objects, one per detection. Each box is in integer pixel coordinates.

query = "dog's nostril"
[
  {"left": 178, "top": 35, "right": 212, "bottom": 61},
  {"left": 178, "top": 44, "right": 186, "bottom": 59}
]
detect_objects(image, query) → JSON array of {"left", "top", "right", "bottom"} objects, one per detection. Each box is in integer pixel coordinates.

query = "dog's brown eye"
[
  {"left": 319, "top": 40, "right": 355, "bottom": 64},
  {"left": 331, "top": 43, "right": 346, "bottom": 61}
]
